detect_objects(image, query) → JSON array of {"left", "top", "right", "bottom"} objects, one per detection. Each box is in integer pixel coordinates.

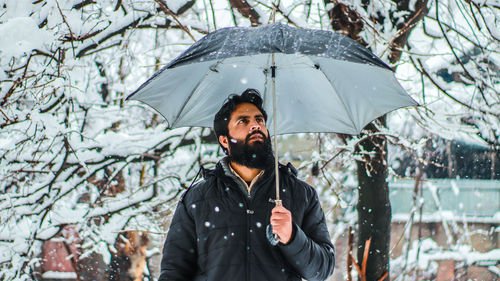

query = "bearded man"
[{"left": 159, "top": 89, "right": 335, "bottom": 281}]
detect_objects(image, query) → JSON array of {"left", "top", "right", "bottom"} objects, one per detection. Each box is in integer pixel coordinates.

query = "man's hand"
[{"left": 270, "top": 204, "right": 293, "bottom": 244}]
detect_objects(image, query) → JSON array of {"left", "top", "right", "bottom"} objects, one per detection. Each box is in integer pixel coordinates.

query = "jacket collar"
[{"left": 206, "top": 156, "right": 297, "bottom": 181}]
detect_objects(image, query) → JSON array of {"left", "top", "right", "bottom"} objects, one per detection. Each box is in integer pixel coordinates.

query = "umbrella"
[
  {"left": 127, "top": 22, "right": 418, "bottom": 244},
  {"left": 127, "top": 23, "right": 416, "bottom": 135}
]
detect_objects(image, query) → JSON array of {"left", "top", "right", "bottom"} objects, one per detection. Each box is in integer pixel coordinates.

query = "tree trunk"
[{"left": 355, "top": 120, "right": 391, "bottom": 281}]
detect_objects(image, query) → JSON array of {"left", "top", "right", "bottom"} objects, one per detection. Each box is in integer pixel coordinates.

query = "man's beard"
[{"left": 227, "top": 131, "right": 274, "bottom": 170}]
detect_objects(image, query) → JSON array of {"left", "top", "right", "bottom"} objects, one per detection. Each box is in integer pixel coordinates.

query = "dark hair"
[{"left": 214, "top": 89, "right": 267, "bottom": 152}]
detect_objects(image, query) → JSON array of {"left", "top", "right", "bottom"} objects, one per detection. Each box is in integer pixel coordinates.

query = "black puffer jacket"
[{"left": 159, "top": 158, "right": 335, "bottom": 281}]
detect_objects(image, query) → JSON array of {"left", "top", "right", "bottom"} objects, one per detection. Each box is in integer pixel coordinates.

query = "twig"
[
  {"left": 72, "top": 0, "right": 96, "bottom": 10},
  {"left": 388, "top": 6, "right": 426, "bottom": 45},
  {"left": 115, "top": 229, "right": 167, "bottom": 235},
  {"left": 208, "top": 0, "right": 217, "bottom": 29},
  {"left": 349, "top": 237, "right": 371, "bottom": 281},
  {"left": 320, "top": 148, "right": 347, "bottom": 170},
  {"left": 230, "top": 0, "right": 262, "bottom": 26},
  {"left": 469, "top": 1, "right": 500, "bottom": 42},
  {"left": 260, "top": 0, "right": 298, "bottom": 27},
  {"left": 140, "top": 165, "right": 147, "bottom": 187},
  {"left": 415, "top": 180, "right": 425, "bottom": 281},
  {"left": 349, "top": 253, "right": 364, "bottom": 281},
  {"left": 423, "top": 15, "right": 499, "bottom": 53},
  {"left": 411, "top": 56, "right": 497, "bottom": 117},
  {"left": 349, "top": 237, "right": 389, "bottom": 281},
  {"left": 0, "top": 108, "right": 12, "bottom": 122},
  {"left": 114, "top": 0, "right": 122, "bottom": 11},
  {"left": 402, "top": 163, "right": 424, "bottom": 273},
  {"left": 347, "top": 226, "right": 353, "bottom": 281},
  {"left": 361, "top": 237, "right": 371, "bottom": 277},
  {"left": 378, "top": 272, "right": 389, "bottom": 281},
  {"left": 61, "top": 30, "right": 102, "bottom": 42},
  {"left": 1, "top": 78, "right": 22, "bottom": 107},
  {"left": 435, "top": 1, "right": 489, "bottom": 105},
  {"left": 154, "top": 0, "right": 196, "bottom": 42},
  {"left": 76, "top": 14, "right": 154, "bottom": 57},
  {"left": 56, "top": 0, "right": 77, "bottom": 57},
  {"left": 202, "top": 0, "right": 211, "bottom": 32}
]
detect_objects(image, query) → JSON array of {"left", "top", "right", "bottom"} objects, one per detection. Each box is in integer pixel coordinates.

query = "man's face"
[
  {"left": 226, "top": 103, "right": 269, "bottom": 143},
  {"left": 219, "top": 103, "right": 273, "bottom": 169}
]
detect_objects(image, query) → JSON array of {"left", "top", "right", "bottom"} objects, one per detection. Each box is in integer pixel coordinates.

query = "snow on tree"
[{"left": 0, "top": 0, "right": 216, "bottom": 279}]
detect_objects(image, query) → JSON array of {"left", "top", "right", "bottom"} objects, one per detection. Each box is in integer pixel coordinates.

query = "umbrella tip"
[{"left": 125, "top": 94, "right": 134, "bottom": 101}]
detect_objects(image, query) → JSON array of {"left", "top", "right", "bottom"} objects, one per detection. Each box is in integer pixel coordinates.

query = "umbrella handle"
[
  {"left": 266, "top": 199, "right": 282, "bottom": 246},
  {"left": 266, "top": 224, "right": 280, "bottom": 246}
]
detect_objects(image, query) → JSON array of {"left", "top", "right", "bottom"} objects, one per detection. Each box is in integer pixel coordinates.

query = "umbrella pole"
[
  {"left": 271, "top": 0, "right": 280, "bottom": 206},
  {"left": 265, "top": 51, "right": 282, "bottom": 246},
  {"left": 271, "top": 52, "right": 281, "bottom": 207},
  {"left": 268, "top": 7, "right": 281, "bottom": 246}
]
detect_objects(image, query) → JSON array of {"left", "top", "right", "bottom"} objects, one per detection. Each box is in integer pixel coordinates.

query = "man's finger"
[
  {"left": 270, "top": 220, "right": 287, "bottom": 226},
  {"left": 271, "top": 215, "right": 287, "bottom": 223},
  {"left": 272, "top": 205, "right": 290, "bottom": 214},
  {"left": 270, "top": 212, "right": 288, "bottom": 219}
]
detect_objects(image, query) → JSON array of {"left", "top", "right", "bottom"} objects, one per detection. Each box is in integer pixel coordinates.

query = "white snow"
[
  {"left": 0, "top": 17, "right": 54, "bottom": 59},
  {"left": 41, "top": 271, "right": 77, "bottom": 279},
  {"left": 168, "top": 0, "right": 190, "bottom": 14}
]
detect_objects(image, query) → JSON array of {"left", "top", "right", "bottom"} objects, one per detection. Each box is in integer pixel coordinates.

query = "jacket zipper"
[
  {"left": 246, "top": 185, "right": 252, "bottom": 281},
  {"left": 243, "top": 190, "right": 253, "bottom": 281}
]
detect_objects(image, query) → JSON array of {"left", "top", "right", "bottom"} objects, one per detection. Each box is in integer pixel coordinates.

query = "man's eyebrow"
[
  {"left": 233, "top": 113, "right": 264, "bottom": 121},
  {"left": 234, "top": 115, "right": 250, "bottom": 120}
]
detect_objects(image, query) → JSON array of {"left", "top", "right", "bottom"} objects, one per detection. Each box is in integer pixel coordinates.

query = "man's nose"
[{"left": 249, "top": 119, "right": 261, "bottom": 131}]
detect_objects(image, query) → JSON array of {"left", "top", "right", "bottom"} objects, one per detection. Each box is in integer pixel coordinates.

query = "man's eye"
[
  {"left": 238, "top": 119, "right": 248, "bottom": 124},
  {"left": 257, "top": 118, "right": 264, "bottom": 123}
]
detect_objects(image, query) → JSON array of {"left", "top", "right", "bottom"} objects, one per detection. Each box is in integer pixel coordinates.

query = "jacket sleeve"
[
  {"left": 278, "top": 188, "right": 335, "bottom": 281},
  {"left": 159, "top": 198, "right": 198, "bottom": 281}
]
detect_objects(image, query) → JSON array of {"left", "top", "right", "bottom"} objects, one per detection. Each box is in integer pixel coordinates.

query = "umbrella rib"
[
  {"left": 312, "top": 61, "right": 360, "bottom": 134},
  {"left": 261, "top": 54, "right": 271, "bottom": 129},
  {"left": 171, "top": 60, "right": 223, "bottom": 128}
]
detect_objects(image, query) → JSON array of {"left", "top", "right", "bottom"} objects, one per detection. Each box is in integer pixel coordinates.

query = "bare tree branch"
[
  {"left": 154, "top": 0, "right": 196, "bottom": 41},
  {"left": 229, "top": 0, "right": 262, "bottom": 26}
]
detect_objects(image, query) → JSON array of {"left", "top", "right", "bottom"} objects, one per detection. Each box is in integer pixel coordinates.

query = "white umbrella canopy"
[{"left": 128, "top": 23, "right": 418, "bottom": 136}]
